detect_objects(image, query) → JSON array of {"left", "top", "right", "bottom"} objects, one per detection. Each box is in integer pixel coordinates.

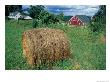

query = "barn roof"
[{"left": 76, "top": 15, "right": 91, "bottom": 23}]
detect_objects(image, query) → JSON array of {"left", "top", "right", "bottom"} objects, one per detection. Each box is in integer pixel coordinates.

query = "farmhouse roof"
[
  {"left": 76, "top": 15, "right": 91, "bottom": 23},
  {"left": 10, "top": 11, "right": 20, "bottom": 16}
]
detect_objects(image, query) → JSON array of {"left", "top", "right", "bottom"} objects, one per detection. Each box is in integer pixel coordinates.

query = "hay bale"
[{"left": 22, "top": 28, "right": 70, "bottom": 69}]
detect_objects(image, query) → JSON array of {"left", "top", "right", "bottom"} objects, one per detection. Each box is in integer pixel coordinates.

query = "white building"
[
  {"left": 8, "top": 12, "right": 23, "bottom": 20},
  {"left": 24, "top": 16, "right": 32, "bottom": 20},
  {"left": 8, "top": 11, "right": 32, "bottom": 20}
]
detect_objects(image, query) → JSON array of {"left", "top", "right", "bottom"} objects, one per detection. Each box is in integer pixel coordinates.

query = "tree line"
[
  {"left": 29, "top": 5, "right": 64, "bottom": 28},
  {"left": 89, "top": 5, "right": 106, "bottom": 33}
]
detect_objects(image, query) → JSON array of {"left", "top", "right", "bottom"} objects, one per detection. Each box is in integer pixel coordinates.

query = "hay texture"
[{"left": 22, "top": 28, "right": 70, "bottom": 69}]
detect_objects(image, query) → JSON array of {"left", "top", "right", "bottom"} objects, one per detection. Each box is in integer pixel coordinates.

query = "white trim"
[
  {"left": 69, "top": 16, "right": 75, "bottom": 21},
  {"left": 69, "top": 16, "right": 84, "bottom": 25}
]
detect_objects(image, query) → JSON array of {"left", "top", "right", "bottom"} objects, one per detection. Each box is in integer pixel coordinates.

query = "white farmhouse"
[
  {"left": 8, "top": 11, "right": 23, "bottom": 20},
  {"left": 8, "top": 11, "right": 32, "bottom": 20}
]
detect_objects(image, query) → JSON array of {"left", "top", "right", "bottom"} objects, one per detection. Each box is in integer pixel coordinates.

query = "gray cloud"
[
  {"left": 45, "top": 5, "right": 99, "bottom": 16},
  {"left": 22, "top": 5, "right": 99, "bottom": 16}
]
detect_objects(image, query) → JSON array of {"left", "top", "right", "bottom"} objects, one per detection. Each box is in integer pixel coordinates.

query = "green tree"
[
  {"left": 43, "top": 13, "right": 59, "bottom": 24},
  {"left": 29, "top": 5, "right": 45, "bottom": 19},
  {"left": 28, "top": 5, "right": 64, "bottom": 27},
  {"left": 90, "top": 5, "right": 106, "bottom": 32},
  {"left": 5, "top": 5, "right": 22, "bottom": 16},
  {"left": 38, "top": 10, "right": 50, "bottom": 24},
  {"left": 57, "top": 12, "right": 64, "bottom": 22},
  {"left": 28, "top": 5, "right": 45, "bottom": 28}
]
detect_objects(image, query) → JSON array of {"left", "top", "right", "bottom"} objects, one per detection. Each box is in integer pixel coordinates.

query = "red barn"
[{"left": 69, "top": 15, "right": 91, "bottom": 26}]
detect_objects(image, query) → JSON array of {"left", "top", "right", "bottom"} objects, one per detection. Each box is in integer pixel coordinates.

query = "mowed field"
[{"left": 5, "top": 20, "right": 106, "bottom": 70}]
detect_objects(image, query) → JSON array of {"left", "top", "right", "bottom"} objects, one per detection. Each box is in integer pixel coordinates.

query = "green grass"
[{"left": 5, "top": 20, "right": 106, "bottom": 70}]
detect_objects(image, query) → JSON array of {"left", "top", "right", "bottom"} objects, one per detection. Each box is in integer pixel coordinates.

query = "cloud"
[
  {"left": 22, "top": 5, "right": 99, "bottom": 16},
  {"left": 22, "top": 5, "right": 30, "bottom": 9},
  {"left": 45, "top": 5, "right": 99, "bottom": 16}
]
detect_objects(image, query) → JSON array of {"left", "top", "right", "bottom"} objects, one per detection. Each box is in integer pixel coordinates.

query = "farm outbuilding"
[
  {"left": 69, "top": 15, "right": 91, "bottom": 26},
  {"left": 23, "top": 16, "right": 32, "bottom": 20}
]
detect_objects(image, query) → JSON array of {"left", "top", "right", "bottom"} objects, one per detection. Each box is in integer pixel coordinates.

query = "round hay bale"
[{"left": 22, "top": 28, "right": 70, "bottom": 69}]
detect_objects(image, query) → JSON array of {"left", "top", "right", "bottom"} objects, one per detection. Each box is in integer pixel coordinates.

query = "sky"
[{"left": 22, "top": 5, "right": 99, "bottom": 16}]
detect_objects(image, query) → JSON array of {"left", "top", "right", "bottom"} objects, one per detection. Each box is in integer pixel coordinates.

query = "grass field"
[{"left": 5, "top": 20, "right": 106, "bottom": 70}]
